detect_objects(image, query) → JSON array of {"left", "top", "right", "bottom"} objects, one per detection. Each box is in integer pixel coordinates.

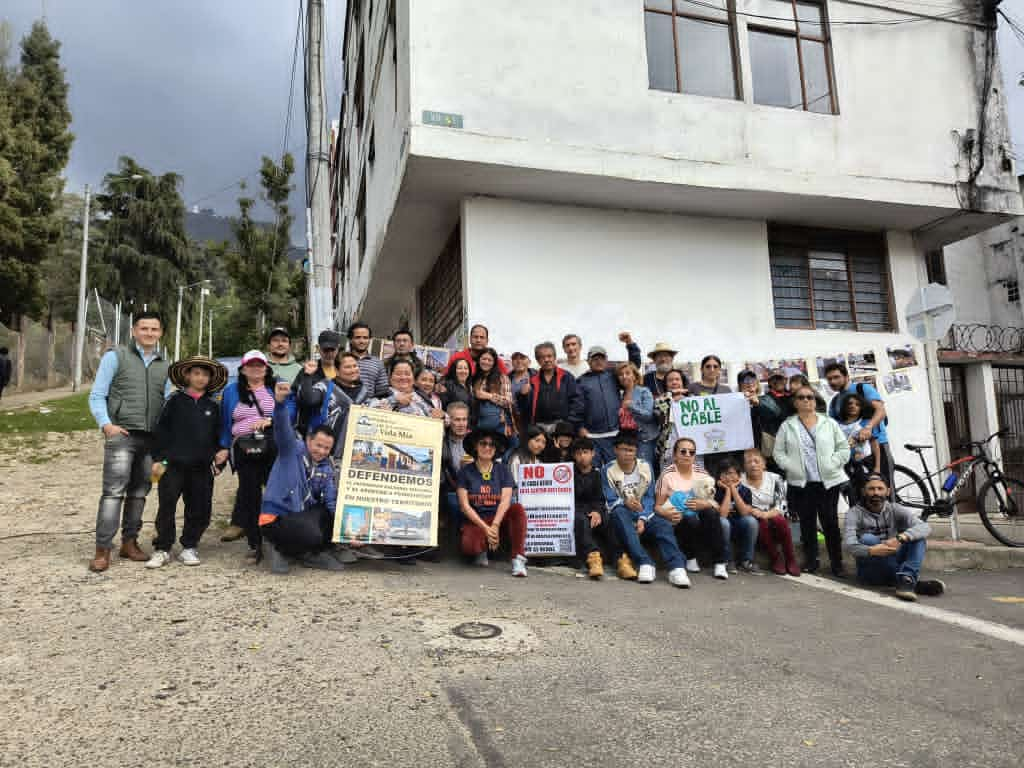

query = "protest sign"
[
  {"left": 333, "top": 406, "right": 444, "bottom": 547},
  {"left": 517, "top": 462, "right": 575, "bottom": 557},
  {"left": 669, "top": 392, "right": 753, "bottom": 455}
]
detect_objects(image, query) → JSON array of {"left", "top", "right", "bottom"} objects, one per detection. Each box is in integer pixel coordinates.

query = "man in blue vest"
[{"left": 87, "top": 311, "right": 171, "bottom": 573}]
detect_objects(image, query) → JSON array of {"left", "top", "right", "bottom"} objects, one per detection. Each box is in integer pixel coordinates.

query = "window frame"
[
  {"left": 747, "top": 0, "right": 838, "bottom": 114},
  {"left": 643, "top": 1, "right": 742, "bottom": 101},
  {"left": 768, "top": 225, "right": 894, "bottom": 332}
]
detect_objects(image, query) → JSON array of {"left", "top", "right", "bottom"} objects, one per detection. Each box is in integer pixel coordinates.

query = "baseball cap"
[
  {"left": 240, "top": 350, "right": 269, "bottom": 367},
  {"left": 318, "top": 330, "right": 343, "bottom": 349},
  {"left": 268, "top": 326, "right": 290, "bottom": 341},
  {"left": 511, "top": 351, "right": 529, "bottom": 360},
  {"left": 586, "top": 345, "right": 608, "bottom": 359}
]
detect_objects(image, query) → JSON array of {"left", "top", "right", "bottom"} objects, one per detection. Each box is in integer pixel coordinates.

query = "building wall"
[
  {"left": 944, "top": 220, "right": 1024, "bottom": 327},
  {"left": 407, "top": 0, "right": 1016, "bottom": 210},
  {"left": 462, "top": 196, "right": 934, "bottom": 468}
]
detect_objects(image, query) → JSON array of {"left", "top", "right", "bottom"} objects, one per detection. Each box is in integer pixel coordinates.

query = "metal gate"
[
  {"left": 993, "top": 365, "right": 1024, "bottom": 481},
  {"left": 940, "top": 364, "right": 975, "bottom": 500},
  {"left": 418, "top": 226, "right": 463, "bottom": 347}
]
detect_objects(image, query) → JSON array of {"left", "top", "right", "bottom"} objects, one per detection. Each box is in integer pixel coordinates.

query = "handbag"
[{"left": 761, "top": 431, "right": 776, "bottom": 460}]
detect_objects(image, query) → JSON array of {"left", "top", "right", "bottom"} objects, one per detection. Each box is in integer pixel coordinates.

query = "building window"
[
  {"left": 644, "top": 1, "right": 738, "bottom": 100},
  {"left": 769, "top": 226, "right": 892, "bottom": 331},
  {"left": 749, "top": 1, "right": 836, "bottom": 114},
  {"left": 925, "top": 250, "right": 947, "bottom": 286},
  {"left": 1008, "top": 280, "right": 1020, "bottom": 304},
  {"left": 418, "top": 226, "right": 463, "bottom": 346}
]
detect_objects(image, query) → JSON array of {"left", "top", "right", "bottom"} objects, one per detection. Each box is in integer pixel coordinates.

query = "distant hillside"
[{"left": 186, "top": 208, "right": 304, "bottom": 263}]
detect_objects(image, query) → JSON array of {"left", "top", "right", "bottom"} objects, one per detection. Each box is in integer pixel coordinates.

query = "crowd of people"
[{"left": 84, "top": 313, "right": 945, "bottom": 602}]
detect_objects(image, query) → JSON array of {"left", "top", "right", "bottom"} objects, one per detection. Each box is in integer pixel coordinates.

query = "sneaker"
[
  {"left": 713, "top": 563, "right": 729, "bottom": 580},
  {"left": 511, "top": 554, "right": 528, "bottom": 578},
  {"left": 738, "top": 560, "right": 763, "bottom": 575},
  {"left": 244, "top": 548, "right": 260, "bottom": 565},
  {"left": 727, "top": 562, "right": 738, "bottom": 575},
  {"left": 333, "top": 546, "right": 358, "bottom": 564},
  {"left": 473, "top": 551, "right": 490, "bottom": 567},
  {"left": 586, "top": 551, "right": 604, "bottom": 579},
  {"left": 685, "top": 559, "right": 701, "bottom": 574},
  {"left": 915, "top": 578, "right": 946, "bottom": 597},
  {"left": 637, "top": 564, "right": 656, "bottom": 583},
  {"left": 178, "top": 548, "right": 201, "bottom": 566},
  {"left": 616, "top": 554, "right": 638, "bottom": 580},
  {"left": 220, "top": 524, "right": 245, "bottom": 542},
  {"left": 145, "top": 550, "right": 171, "bottom": 569},
  {"left": 668, "top": 567, "right": 691, "bottom": 588},
  {"left": 894, "top": 574, "right": 917, "bottom": 602},
  {"left": 301, "top": 551, "right": 345, "bottom": 572}
]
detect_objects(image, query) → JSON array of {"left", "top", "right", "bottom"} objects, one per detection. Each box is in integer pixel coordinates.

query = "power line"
[{"left": 677, "top": 0, "right": 983, "bottom": 27}]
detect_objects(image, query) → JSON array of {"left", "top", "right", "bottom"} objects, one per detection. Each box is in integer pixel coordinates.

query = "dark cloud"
[{"left": 4, "top": 0, "right": 345, "bottom": 243}]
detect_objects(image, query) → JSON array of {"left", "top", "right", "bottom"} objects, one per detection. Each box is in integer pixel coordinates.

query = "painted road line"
[
  {"left": 991, "top": 596, "right": 1024, "bottom": 604},
  {"left": 784, "top": 574, "right": 1024, "bottom": 648}
]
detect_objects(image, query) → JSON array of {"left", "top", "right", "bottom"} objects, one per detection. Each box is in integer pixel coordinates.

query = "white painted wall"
[
  {"left": 463, "top": 196, "right": 934, "bottom": 469},
  {"left": 944, "top": 219, "right": 1024, "bottom": 327},
  {"left": 407, "top": 0, "right": 1018, "bottom": 211}
]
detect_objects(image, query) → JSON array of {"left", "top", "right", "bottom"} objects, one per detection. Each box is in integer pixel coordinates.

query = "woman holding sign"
[
  {"left": 773, "top": 384, "right": 850, "bottom": 576},
  {"left": 654, "top": 369, "right": 689, "bottom": 472},
  {"left": 456, "top": 430, "right": 529, "bottom": 577},
  {"left": 371, "top": 360, "right": 446, "bottom": 420},
  {"left": 687, "top": 355, "right": 732, "bottom": 475}
]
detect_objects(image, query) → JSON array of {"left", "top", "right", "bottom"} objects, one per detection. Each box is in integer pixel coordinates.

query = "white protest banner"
[
  {"left": 670, "top": 392, "right": 753, "bottom": 455},
  {"left": 517, "top": 462, "right": 575, "bottom": 556}
]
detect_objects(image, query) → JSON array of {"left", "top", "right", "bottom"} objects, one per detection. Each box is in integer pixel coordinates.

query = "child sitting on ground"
[{"left": 147, "top": 355, "right": 228, "bottom": 569}]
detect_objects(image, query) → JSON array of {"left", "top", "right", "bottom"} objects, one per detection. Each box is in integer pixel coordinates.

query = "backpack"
[{"left": 307, "top": 381, "right": 336, "bottom": 431}]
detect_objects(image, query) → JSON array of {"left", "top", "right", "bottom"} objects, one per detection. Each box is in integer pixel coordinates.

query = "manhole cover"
[{"left": 451, "top": 622, "right": 503, "bottom": 640}]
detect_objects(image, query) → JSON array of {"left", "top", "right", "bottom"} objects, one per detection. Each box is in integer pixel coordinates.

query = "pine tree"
[{"left": 0, "top": 21, "right": 73, "bottom": 326}]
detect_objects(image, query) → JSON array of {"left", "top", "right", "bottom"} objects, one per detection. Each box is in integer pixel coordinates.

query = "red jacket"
[{"left": 444, "top": 348, "right": 509, "bottom": 377}]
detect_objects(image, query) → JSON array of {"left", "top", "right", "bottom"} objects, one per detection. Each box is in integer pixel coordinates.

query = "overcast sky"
[{"left": 3, "top": 1, "right": 1024, "bottom": 246}]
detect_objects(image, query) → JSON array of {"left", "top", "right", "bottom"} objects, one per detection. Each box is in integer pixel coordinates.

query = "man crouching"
[
  {"left": 260, "top": 380, "right": 344, "bottom": 574},
  {"left": 843, "top": 474, "right": 944, "bottom": 601}
]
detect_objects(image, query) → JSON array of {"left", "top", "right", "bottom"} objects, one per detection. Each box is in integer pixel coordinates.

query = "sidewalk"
[{"left": 0, "top": 385, "right": 77, "bottom": 412}]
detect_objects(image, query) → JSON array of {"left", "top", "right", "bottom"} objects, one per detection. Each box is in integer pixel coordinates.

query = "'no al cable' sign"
[
  {"left": 670, "top": 393, "right": 753, "bottom": 455},
  {"left": 518, "top": 463, "right": 575, "bottom": 557}
]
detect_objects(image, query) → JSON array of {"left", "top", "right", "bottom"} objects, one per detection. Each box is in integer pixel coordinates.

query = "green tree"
[
  {"left": 92, "top": 156, "right": 195, "bottom": 316},
  {"left": 215, "top": 153, "right": 304, "bottom": 350},
  {"left": 39, "top": 191, "right": 91, "bottom": 324},
  {"left": 0, "top": 21, "right": 73, "bottom": 326}
]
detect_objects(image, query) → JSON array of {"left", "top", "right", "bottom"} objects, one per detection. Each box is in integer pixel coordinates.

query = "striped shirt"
[
  {"left": 355, "top": 354, "right": 390, "bottom": 398},
  {"left": 231, "top": 387, "right": 276, "bottom": 437}
]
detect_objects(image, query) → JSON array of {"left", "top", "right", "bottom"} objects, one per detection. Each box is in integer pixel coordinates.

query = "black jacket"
[
  {"left": 292, "top": 363, "right": 328, "bottom": 435},
  {"left": 0, "top": 354, "right": 11, "bottom": 387},
  {"left": 574, "top": 467, "right": 604, "bottom": 516},
  {"left": 152, "top": 391, "right": 222, "bottom": 465}
]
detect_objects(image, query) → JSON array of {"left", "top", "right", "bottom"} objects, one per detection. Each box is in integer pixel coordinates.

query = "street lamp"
[
  {"left": 197, "top": 285, "right": 211, "bottom": 353},
  {"left": 174, "top": 280, "right": 211, "bottom": 361},
  {"left": 72, "top": 174, "right": 143, "bottom": 392}
]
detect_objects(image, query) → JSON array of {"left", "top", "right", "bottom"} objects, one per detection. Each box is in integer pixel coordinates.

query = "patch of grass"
[{"left": 0, "top": 392, "right": 95, "bottom": 434}]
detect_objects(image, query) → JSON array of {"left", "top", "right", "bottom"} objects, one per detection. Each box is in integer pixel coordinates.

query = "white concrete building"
[{"left": 334, "top": 0, "right": 1022, "bottom": 472}]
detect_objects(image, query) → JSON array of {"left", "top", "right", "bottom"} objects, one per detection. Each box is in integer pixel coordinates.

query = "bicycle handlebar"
[{"left": 956, "top": 429, "right": 1011, "bottom": 451}]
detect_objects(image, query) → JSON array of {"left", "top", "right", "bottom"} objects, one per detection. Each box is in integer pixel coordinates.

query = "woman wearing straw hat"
[{"left": 146, "top": 356, "right": 228, "bottom": 568}]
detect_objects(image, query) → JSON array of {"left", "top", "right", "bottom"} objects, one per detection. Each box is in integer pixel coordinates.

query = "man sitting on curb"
[
  {"left": 842, "top": 474, "right": 945, "bottom": 601},
  {"left": 602, "top": 430, "right": 690, "bottom": 587},
  {"left": 258, "top": 381, "right": 344, "bottom": 574}
]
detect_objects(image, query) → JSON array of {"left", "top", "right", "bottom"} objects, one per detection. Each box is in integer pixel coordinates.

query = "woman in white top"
[
  {"left": 742, "top": 449, "right": 798, "bottom": 576},
  {"left": 773, "top": 384, "right": 850, "bottom": 576}
]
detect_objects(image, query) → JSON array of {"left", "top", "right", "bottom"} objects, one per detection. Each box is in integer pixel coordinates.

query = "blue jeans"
[
  {"left": 637, "top": 440, "right": 655, "bottom": 471},
  {"left": 592, "top": 437, "right": 616, "bottom": 469},
  {"left": 95, "top": 432, "right": 153, "bottom": 549},
  {"left": 721, "top": 515, "right": 758, "bottom": 565},
  {"left": 855, "top": 533, "right": 926, "bottom": 586},
  {"left": 610, "top": 505, "right": 685, "bottom": 570}
]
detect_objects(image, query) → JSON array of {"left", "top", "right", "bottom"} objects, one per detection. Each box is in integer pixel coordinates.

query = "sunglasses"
[
  {"left": 795, "top": 394, "right": 816, "bottom": 401},
  {"left": 676, "top": 448, "right": 696, "bottom": 456}
]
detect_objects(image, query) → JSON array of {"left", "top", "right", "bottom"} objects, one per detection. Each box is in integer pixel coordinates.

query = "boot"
[
  {"left": 616, "top": 553, "right": 638, "bottom": 580},
  {"left": 118, "top": 538, "right": 148, "bottom": 562},
  {"left": 264, "top": 540, "right": 290, "bottom": 575},
  {"left": 781, "top": 525, "right": 800, "bottom": 576},
  {"left": 220, "top": 524, "right": 245, "bottom": 542},
  {"left": 88, "top": 547, "right": 111, "bottom": 573},
  {"left": 759, "top": 521, "right": 785, "bottom": 574},
  {"left": 586, "top": 551, "right": 604, "bottom": 579}
]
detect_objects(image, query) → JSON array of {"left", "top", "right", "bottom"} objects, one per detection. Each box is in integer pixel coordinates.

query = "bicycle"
[{"left": 889, "top": 429, "right": 1024, "bottom": 548}]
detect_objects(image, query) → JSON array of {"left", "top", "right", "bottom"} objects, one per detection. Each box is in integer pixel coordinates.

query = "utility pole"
[
  {"left": 306, "top": 0, "right": 333, "bottom": 336},
  {"left": 174, "top": 286, "right": 184, "bottom": 361},
  {"left": 208, "top": 307, "right": 213, "bottom": 358},
  {"left": 197, "top": 286, "right": 209, "bottom": 352},
  {"left": 72, "top": 184, "right": 90, "bottom": 392}
]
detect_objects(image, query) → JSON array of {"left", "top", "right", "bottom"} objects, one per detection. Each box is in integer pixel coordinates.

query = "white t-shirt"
[
  {"left": 743, "top": 471, "right": 788, "bottom": 514},
  {"left": 839, "top": 419, "right": 872, "bottom": 461},
  {"left": 797, "top": 418, "right": 822, "bottom": 483},
  {"left": 559, "top": 359, "right": 590, "bottom": 379},
  {"left": 621, "top": 467, "right": 643, "bottom": 502}
]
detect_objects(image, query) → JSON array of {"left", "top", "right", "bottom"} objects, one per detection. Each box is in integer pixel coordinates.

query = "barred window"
[
  {"left": 418, "top": 226, "right": 463, "bottom": 347},
  {"left": 769, "top": 226, "right": 892, "bottom": 331}
]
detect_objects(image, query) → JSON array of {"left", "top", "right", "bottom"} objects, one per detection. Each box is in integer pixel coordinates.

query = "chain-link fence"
[{"left": 0, "top": 291, "right": 130, "bottom": 393}]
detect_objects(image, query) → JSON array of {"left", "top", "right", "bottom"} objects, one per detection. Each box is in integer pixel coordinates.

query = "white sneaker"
[
  {"left": 713, "top": 563, "right": 729, "bottom": 580},
  {"left": 473, "top": 551, "right": 489, "bottom": 567},
  {"left": 178, "top": 548, "right": 201, "bottom": 566},
  {"left": 668, "top": 567, "right": 691, "bottom": 588},
  {"left": 685, "top": 559, "right": 701, "bottom": 573},
  {"left": 145, "top": 550, "right": 171, "bottom": 569},
  {"left": 511, "top": 554, "right": 528, "bottom": 577},
  {"left": 637, "top": 564, "right": 656, "bottom": 583}
]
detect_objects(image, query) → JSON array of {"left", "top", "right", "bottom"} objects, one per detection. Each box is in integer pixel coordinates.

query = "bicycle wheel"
[
  {"left": 977, "top": 476, "right": 1024, "bottom": 547},
  {"left": 891, "top": 464, "right": 931, "bottom": 509}
]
